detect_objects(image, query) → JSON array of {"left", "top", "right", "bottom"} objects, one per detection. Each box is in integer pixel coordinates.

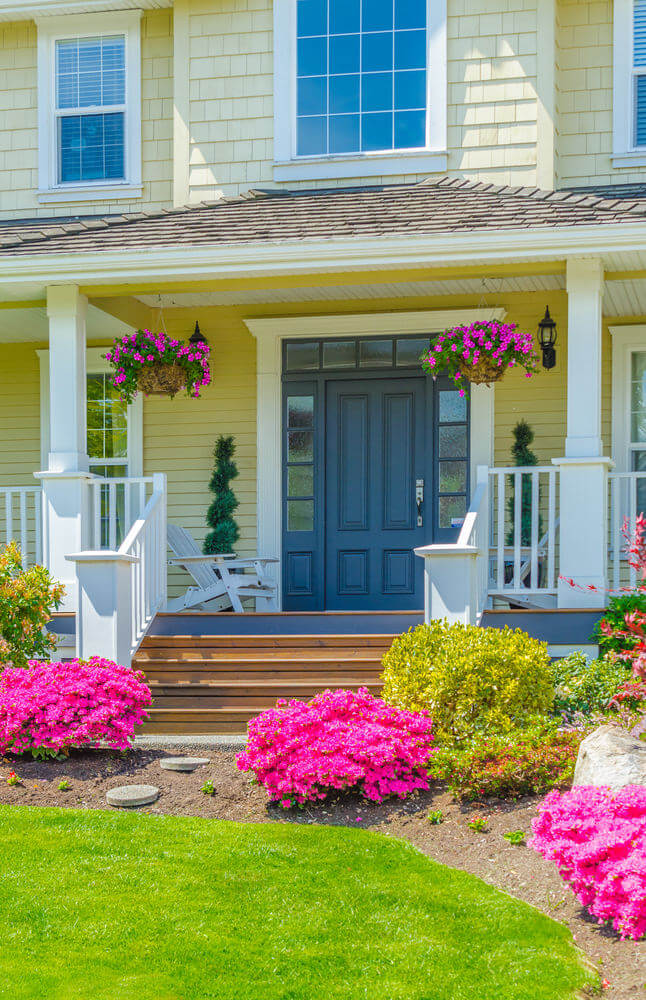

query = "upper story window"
[
  {"left": 274, "top": 0, "right": 447, "bottom": 182},
  {"left": 296, "top": 0, "right": 428, "bottom": 157},
  {"left": 36, "top": 12, "right": 142, "bottom": 203},
  {"left": 56, "top": 35, "right": 126, "bottom": 184},
  {"left": 613, "top": 0, "right": 646, "bottom": 163}
]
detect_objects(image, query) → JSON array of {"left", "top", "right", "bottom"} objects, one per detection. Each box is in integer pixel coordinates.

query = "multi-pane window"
[
  {"left": 55, "top": 35, "right": 126, "bottom": 184},
  {"left": 633, "top": 0, "right": 646, "bottom": 145},
  {"left": 87, "top": 374, "right": 129, "bottom": 546},
  {"left": 296, "top": 0, "right": 428, "bottom": 156}
]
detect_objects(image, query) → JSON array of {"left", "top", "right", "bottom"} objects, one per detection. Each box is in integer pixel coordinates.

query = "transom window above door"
[
  {"left": 36, "top": 11, "right": 142, "bottom": 201},
  {"left": 296, "top": 0, "right": 428, "bottom": 156},
  {"left": 274, "top": 0, "right": 447, "bottom": 181}
]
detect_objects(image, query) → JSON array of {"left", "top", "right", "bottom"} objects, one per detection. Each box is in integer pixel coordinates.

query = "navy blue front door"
[
  {"left": 281, "top": 336, "right": 471, "bottom": 611},
  {"left": 324, "top": 378, "right": 427, "bottom": 611}
]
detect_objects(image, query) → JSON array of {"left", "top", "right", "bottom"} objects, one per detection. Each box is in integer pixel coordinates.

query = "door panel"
[{"left": 325, "top": 378, "right": 427, "bottom": 611}]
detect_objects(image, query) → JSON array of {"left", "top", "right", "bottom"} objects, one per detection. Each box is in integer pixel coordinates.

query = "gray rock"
[
  {"left": 573, "top": 725, "right": 646, "bottom": 791},
  {"left": 106, "top": 784, "right": 160, "bottom": 808},
  {"left": 160, "top": 757, "right": 210, "bottom": 773}
]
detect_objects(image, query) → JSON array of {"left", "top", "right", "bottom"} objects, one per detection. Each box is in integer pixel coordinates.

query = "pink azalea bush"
[
  {"left": 236, "top": 687, "right": 435, "bottom": 808},
  {"left": 0, "top": 658, "right": 152, "bottom": 757},
  {"left": 530, "top": 785, "right": 646, "bottom": 940},
  {"left": 421, "top": 320, "right": 538, "bottom": 396},
  {"left": 105, "top": 328, "right": 211, "bottom": 402}
]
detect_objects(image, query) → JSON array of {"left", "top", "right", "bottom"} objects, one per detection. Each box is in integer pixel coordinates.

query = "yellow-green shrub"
[{"left": 380, "top": 621, "right": 553, "bottom": 741}]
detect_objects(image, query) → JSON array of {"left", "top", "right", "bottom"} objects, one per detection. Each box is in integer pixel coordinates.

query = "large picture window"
[
  {"left": 274, "top": 0, "right": 447, "bottom": 181},
  {"left": 296, "top": 0, "right": 428, "bottom": 156}
]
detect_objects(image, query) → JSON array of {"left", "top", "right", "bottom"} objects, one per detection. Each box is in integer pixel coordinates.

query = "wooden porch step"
[{"left": 134, "top": 625, "right": 396, "bottom": 735}]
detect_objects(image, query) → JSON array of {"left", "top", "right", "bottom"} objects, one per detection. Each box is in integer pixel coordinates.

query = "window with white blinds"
[
  {"left": 634, "top": 0, "right": 646, "bottom": 145},
  {"left": 36, "top": 11, "right": 142, "bottom": 199}
]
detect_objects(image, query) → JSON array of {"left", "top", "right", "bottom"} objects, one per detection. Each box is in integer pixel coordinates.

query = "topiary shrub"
[
  {"left": 236, "top": 687, "right": 435, "bottom": 808},
  {"left": 204, "top": 435, "right": 240, "bottom": 555},
  {"left": 380, "top": 621, "right": 553, "bottom": 741},
  {"left": 429, "top": 718, "right": 584, "bottom": 801},
  {"left": 531, "top": 785, "right": 646, "bottom": 941},
  {"left": 0, "top": 658, "right": 152, "bottom": 758},
  {"left": 552, "top": 652, "right": 630, "bottom": 720},
  {"left": 0, "top": 542, "right": 64, "bottom": 669}
]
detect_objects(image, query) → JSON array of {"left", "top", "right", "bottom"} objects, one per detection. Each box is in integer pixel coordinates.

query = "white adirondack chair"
[{"left": 166, "top": 524, "right": 278, "bottom": 613}]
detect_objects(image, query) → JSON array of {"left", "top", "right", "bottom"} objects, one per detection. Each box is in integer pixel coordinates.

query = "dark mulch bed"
[{"left": 1, "top": 745, "right": 644, "bottom": 1000}]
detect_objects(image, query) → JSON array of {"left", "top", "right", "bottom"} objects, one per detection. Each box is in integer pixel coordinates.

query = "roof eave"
[{"left": 0, "top": 222, "right": 644, "bottom": 292}]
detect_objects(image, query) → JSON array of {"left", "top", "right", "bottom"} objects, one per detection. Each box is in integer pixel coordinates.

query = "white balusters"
[
  {"left": 88, "top": 476, "right": 154, "bottom": 550},
  {"left": 487, "top": 467, "right": 559, "bottom": 596},
  {"left": 608, "top": 472, "right": 646, "bottom": 591},
  {"left": 0, "top": 487, "right": 44, "bottom": 565}
]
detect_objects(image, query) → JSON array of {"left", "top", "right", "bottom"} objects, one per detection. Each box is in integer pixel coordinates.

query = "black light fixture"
[
  {"left": 538, "top": 306, "right": 557, "bottom": 370},
  {"left": 189, "top": 321, "right": 207, "bottom": 346}
]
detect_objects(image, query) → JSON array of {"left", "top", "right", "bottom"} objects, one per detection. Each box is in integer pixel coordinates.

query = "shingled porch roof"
[{"left": 3, "top": 177, "right": 646, "bottom": 256}]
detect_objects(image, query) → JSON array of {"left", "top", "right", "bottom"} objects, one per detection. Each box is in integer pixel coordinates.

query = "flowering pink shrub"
[
  {"left": 236, "top": 687, "right": 435, "bottom": 807},
  {"left": 530, "top": 786, "right": 646, "bottom": 940},
  {"left": 0, "top": 658, "right": 152, "bottom": 757}
]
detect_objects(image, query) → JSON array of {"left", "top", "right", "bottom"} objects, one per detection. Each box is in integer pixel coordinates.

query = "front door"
[
  {"left": 281, "top": 336, "right": 470, "bottom": 611},
  {"left": 325, "top": 378, "right": 427, "bottom": 610}
]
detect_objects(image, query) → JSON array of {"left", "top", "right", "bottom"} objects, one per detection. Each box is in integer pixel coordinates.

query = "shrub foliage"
[
  {"left": 531, "top": 785, "right": 646, "bottom": 941},
  {"left": 592, "top": 592, "right": 646, "bottom": 656},
  {"left": 381, "top": 622, "right": 553, "bottom": 740},
  {"left": 552, "top": 652, "right": 630, "bottom": 720},
  {"left": 237, "top": 687, "right": 435, "bottom": 807},
  {"left": 0, "top": 658, "right": 152, "bottom": 757},
  {"left": 429, "top": 721, "right": 583, "bottom": 801},
  {"left": 0, "top": 542, "right": 64, "bottom": 669}
]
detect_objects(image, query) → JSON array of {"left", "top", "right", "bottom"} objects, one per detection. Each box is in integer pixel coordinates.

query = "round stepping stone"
[
  {"left": 106, "top": 784, "right": 159, "bottom": 809},
  {"left": 160, "top": 757, "right": 210, "bottom": 773}
]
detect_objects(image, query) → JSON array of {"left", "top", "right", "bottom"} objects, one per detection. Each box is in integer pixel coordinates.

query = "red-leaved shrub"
[
  {"left": 237, "top": 687, "right": 435, "bottom": 807},
  {"left": 530, "top": 785, "right": 646, "bottom": 940},
  {"left": 0, "top": 658, "right": 152, "bottom": 757}
]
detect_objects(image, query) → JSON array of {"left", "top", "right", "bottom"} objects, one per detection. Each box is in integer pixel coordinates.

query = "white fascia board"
[
  {"left": 2, "top": 222, "right": 646, "bottom": 290},
  {"left": 0, "top": 0, "right": 171, "bottom": 19}
]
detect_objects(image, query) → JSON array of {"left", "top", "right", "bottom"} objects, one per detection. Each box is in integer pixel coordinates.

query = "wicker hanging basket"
[
  {"left": 459, "top": 356, "right": 505, "bottom": 386},
  {"left": 137, "top": 362, "right": 186, "bottom": 396}
]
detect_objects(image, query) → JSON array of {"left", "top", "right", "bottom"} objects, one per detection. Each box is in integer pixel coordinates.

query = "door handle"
[{"left": 416, "top": 479, "right": 424, "bottom": 527}]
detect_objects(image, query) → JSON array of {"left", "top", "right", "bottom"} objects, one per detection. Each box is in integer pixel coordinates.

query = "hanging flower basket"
[
  {"left": 105, "top": 329, "right": 211, "bottom": 404},
  {"left": 137, "top": 362, "right": 187, "bottom": 396},
  {"left": 421, "top": 319, "right": 538, "bottom": 397}
]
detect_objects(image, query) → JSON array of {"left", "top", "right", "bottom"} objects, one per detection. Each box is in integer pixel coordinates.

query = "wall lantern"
[
  {"left": 537, "top": 306, "right": 557, "bottom": 370},
  {"left": 189, "top": 321, "right": 207, "bottom": 347}
]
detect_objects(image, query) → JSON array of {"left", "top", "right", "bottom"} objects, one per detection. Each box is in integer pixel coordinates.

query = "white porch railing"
[
  {"left": 0, "top": 487, "right": 43, "bottom": 565},
  {"left": 416, "top": 464, "right": 561, "bottom": 624},
  {"left": 88, "top": 476, "right": 155, "bottom": 550},
  {"left": 487, "top": 466, "right": 559, "bottom": 597},
  {"left": 70, "top": 473, "right": 167, "bottom": 665},
  {"left": 609, "top": 471, "right": 646, "bottom": 591},
  {"left": 119, "top": 476, "right": 168, "bottom": 655}
]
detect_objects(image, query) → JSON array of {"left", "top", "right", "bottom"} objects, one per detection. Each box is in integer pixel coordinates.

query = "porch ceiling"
[
  {"left": 0, "top": 303, "right": 133, "bottom": 343},
  {"left": 136, "top": 274, "right": 646, "bottom": 318}
]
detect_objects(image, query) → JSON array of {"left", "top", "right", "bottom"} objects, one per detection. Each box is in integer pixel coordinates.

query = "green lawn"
[{"left": 0, "top": 805, "right": 593, "bottom": 1000}]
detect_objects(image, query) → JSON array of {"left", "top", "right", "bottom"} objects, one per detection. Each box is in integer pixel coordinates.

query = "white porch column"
[
  {"left": 554, "top": 258, "right": 611, "bottom": 608},
  {"left": 415, "top": 545, "right": 480, "bottom": 625},
  {"left": 35, "top": 286, "right": 93, "bottom": 611}
]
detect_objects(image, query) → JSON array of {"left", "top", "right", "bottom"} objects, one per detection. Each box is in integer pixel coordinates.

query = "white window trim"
[
  {"left": 609, "top": 325, "right": 646, "bottom": 476},
  {"left": 244, "top": 308, "right": 501, "bottom": 609},
  {"left": 36, "top": 10, "right": 142, "bottom": 202},
  {"left": 37, "top": 347, "right": 143, "bottom": 475},
  {"left": 273, "top": 0, "right": 447, "bottom": 183},
  {"left": 613, "top": 0, "right": 646, "bottom": 160}
]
